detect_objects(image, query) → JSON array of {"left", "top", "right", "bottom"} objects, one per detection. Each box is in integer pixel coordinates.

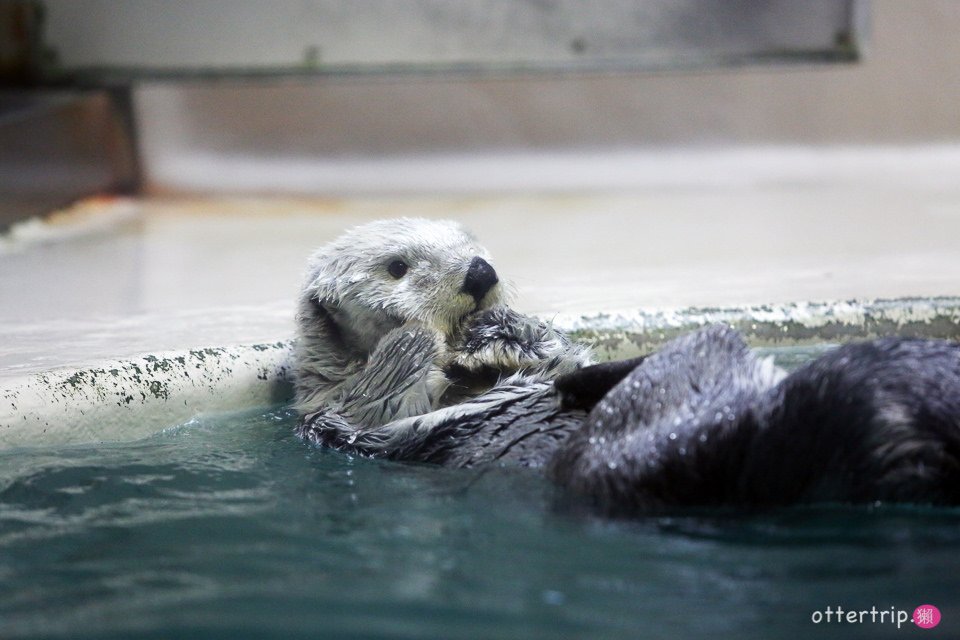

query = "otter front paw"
[
  {"left": 337, "top": 324, "right": 447, "bottom": 427},
  {"left": 452, "top": 307, "right": 591, "bottom": 377}
]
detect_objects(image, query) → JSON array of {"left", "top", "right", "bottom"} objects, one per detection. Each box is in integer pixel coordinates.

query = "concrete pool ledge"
[
  {"left": 566, "top": 297, "right": 960, "bottom": 359},
  {"left": 2, "top": 297, "right": 960, "bottom": 449},
  {"left": 0, "top": 342, "right": 294, "bottom": 449}
]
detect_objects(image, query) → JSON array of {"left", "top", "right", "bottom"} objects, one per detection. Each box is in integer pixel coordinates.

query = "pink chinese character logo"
[{"left": 913, "top": 604, "right": 941, "bottom": 630}]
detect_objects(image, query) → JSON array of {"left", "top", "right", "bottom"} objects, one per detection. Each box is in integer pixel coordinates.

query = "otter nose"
[{"left": 463, "top": 256, "right": 498, "bottom": 303}]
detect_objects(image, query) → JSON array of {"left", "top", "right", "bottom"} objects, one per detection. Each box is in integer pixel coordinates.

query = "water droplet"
[
  {"left": 699, "top": 433, "right": 708, "bottom": 443},
  {"left": 588, "top": 436, "right": 597, "bottom": 445},
  {"left": 668, "top": 432, "right": 677, "bottom": 440},
  {"left": 607, "top": 461, "right": 618, "bottom": 470},
  {"left": 678, "top": 447, "right": 686, "bottom": 456},
  {"left": 714, "top": 411, "right": 723, "bottom": 421}
]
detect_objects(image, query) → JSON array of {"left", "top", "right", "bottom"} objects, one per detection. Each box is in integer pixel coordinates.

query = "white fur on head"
[
  {"left": 307, "top": 218, "right": 506, "bottom": 341},
  {"left": 294, "top": 218, "right": 508, "bottom": 410}
]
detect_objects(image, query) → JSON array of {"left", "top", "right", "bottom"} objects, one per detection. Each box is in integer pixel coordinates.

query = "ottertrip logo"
[{"left": 810, "top": 604, "right": 941, "bottom": 630}]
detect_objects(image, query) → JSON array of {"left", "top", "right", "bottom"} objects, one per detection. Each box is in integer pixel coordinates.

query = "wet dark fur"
[
  {"left": 297, "top": 381, "right": 585, "bottom": 469},
  {"left": 299, "top": 320, "right": 960, "bottom": 512},
  {"left": 550, "top": 325, "right": 960, "bottom": 514}
]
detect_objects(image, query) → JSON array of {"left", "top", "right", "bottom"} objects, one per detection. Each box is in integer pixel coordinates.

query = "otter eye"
[{"left": 387, "top": 259, "right": 409, "bottom": 279}]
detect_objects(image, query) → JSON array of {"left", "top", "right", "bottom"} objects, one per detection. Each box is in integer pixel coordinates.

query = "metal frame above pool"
[{"left": 2, "top": 297, "right": 959, "bottom": 450}]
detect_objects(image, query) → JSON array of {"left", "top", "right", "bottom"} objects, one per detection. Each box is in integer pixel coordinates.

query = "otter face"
[{"left": 301, "top": 218, "right": 507, "bottom": 355}]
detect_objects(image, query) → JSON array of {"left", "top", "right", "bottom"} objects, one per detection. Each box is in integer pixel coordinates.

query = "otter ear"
[
  {"left": 307, "top": 271, "right": 339, "bottom": 309},
  {"left": 303, "top": 252, "right": 370, "bottom": 310},
  {"left": 298, "top": 251, "right": 341, "bottom": 313}
]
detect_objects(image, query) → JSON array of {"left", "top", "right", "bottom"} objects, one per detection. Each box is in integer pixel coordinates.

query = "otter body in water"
[{"left": 294, "top": 219, "right": 960, "bottom": 511}]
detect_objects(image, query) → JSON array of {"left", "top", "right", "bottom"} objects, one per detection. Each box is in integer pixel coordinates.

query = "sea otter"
[
  {"left": 294, "top": 219, "right": 960, "bottom": 510},
  {"left": 293, "top": 217, "right": 592, "bottom": 448}
]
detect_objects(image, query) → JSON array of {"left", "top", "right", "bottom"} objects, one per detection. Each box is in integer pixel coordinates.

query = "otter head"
[{"left": 294, "top": 218, "right": 507, "bottom": 407}]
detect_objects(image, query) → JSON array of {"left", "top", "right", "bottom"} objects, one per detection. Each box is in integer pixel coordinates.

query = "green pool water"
[{"left": 1, "top": 346, "right": 958, "bottom": 639}]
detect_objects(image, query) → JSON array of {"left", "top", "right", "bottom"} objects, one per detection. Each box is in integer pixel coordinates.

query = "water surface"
[{"left": 1, "top": 347, "right": 958, "bottom": 639}]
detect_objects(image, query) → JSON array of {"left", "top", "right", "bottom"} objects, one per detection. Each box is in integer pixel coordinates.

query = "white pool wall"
[
  {"left": 0, "top": 343, "right": 292, "bottom": 448},
  {"left": 4, "top": 298, "right": 959, "bottom": 450}
]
